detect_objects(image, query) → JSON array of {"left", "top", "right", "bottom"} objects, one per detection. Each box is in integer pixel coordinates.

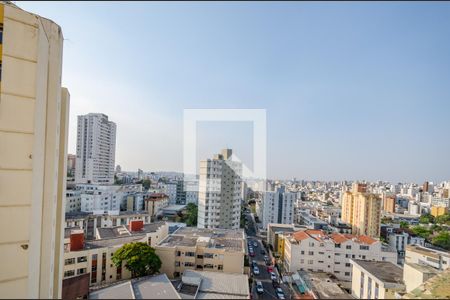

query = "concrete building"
[
  {"left": 62, "top": 221, "right": 169, "bottom": 291},
  {"left": 341, "top": 183, "right": 382, "bottom": 238},
  {"left": 0, "top": 2, "right": 69, "bottom": 298},
  {"left": 144, "top": 193, "right": 169, "bottom": 218},
  {"left": 431, "top": 206, "right": 448, "bottom": 217},
  {"left": 387, "top": 230, "right": 425, "bottom": 264},
  {"left": 258, "top": 186, "right": 295, "bottom": 228},
  {"left": 197, "top": 149, "right": 242, "bottom": 229},
  {"left": 383, "top": 195, "right": 396, "bottom": 213},
  {"left": 67, "top": 154, "right": 76, "bottom": 177},
  {"left": 283, "top": 229, "right": 397, "bottom": 282},
  {"left": 66, "top": 190, "right": 82, "bottom": 213},
  {"left": 89, "top": 273, "right": 180, "bottom": 299},
  {"left": 75, "top": 113, "right": 116, "bottom": 185},
  {"left": 176, "top": 270, "right": 250, "bottom": 299},
  {"left": 403, "top": 262, "right": 441, "bottom": 293},
  {"left": 297, "top": 210, "right": 328, "bottom": 230},
  {"left": 350, "top": 259, "right": 404, "bottom": 299},
  {"left": 65, "top": 210, "right": 151, "bottom": 240},
  {"left": 405, "top": 244, "right": 450, "bottom": 271},
  {"left": 155, "top": 227, "right": 246, "bottom": 278},
  {"left": 161, "top": 182, "right": 177, "bottom": 204}
]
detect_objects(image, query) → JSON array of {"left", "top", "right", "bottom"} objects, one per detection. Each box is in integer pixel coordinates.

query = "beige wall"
[
  {"left": 156, "top": 244, "right": 245, "bottom": 279},
  {"left": 0, "top": 3, "right": 67, "bottom": 298}
]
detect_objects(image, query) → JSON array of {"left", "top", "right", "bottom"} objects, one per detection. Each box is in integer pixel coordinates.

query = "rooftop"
[
  {"left": 289, "top": 229, "right": 379, "bottom": 246},
  {"left": 96, "top": 222, "right": 165, "bottom": 239},
  {"left": 406, "top": 244, "right": 450, "bottom": 259},
  {"left": 403, "top": 267, "right": 450, "bottom": 299},
  {"left": 351, "top": 259, "right": 403, "bottom": 285},
  {"left": 158, "top": 227, "right": 244, "bottom": 251},
  {"left": 89, "top": 274, "right": 181, "bottom": 299},
  {"left": 180, "top": 270, "right": 249, "bottom": 299},
  {"left": 298, "top": 271, "right": 352, "bottom": 299}
]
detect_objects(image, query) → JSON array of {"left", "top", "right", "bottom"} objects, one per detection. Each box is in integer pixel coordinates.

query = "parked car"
[
  {"left": 272, "top": 280, "right": 280, "bottom": 288},
  {"left": 264, "top": 255, "right": 269, "bottom": 261},
  {"left": 256, "top": 281, "right": 264, "bottom": 294},
  {"left": 249, "top": 251, "right": 255, "bottom": 257},
  {"left": 260, "top": 249, "right": 265, "bottom": 255},
  {"left": 276, "top": 288, "right": 285, "bottom": 299},
  {"left": 267, "top": 266, "right": 273, "bottom": 273},
  {"left": 253, "top": 241, "right": 258, "bottom": 248},
  {"left": 253, "top": 266, "right": 260, "bottom": 275},
  {"left": 252, "top": 261, "right": 257, "bottom": 268},
  {"left": 270, "top": 272, "right": 277, "bottom": 281}
]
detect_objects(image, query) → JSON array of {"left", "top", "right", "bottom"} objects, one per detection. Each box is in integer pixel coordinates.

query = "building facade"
[
  {"left": 197, "top": 149, "right": 242, "bottom": 229},
  {"left": 283, "top": 229, "right": 397, "bottom": 282},
  {"left": 75, "top": 113, "right": 116, "bottom": 185},
  {"left": 0, "top": 3, "right": 69, "bottom": 298},
  {"left": 258, "top": 186, "right": 295, "bottom": 228},
  {"left": 155, "top": 227, "right": 245, "bottom": 279},
  {"left": 341, "top": 183, "right": 382, "bottom": 238}
]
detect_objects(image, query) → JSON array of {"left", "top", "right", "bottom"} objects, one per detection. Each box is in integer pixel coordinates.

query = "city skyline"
[{"left": 19, "top": 1, "right": 450, "bottom": 183}]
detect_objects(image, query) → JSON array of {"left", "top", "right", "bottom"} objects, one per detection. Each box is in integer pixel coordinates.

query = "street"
[{"left": 244, "top": 210, "right": 292, "bottom": 299}]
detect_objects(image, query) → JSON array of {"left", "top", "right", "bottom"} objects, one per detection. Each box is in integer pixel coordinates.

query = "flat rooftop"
[
  {"left": 89, "top": 274, "right": 180, "bottom": 299},
  {"left": 181, "top": 270, "right": 249, "bottom": 299},
  {"left": 406, "top": 244, "right": 450, "bottom": 259},
  {"left": 351, "top": 259, "right": 403, "bottom": 284},
  {"left": 158, "top": 227, "right": 244, "bottom": 251},
  {"left": 298, "top": 271, "right": 352, "bottom": 299}
]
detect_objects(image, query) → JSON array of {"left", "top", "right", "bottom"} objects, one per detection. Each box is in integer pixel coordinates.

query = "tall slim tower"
[
  {"left": 341, "top": 183, "right": 382, "bottom": 238},
  {"left": 0, "top": 2, "right": 69, "bottom": 298},
  {"left": 198, "top": 149, "right": 242, "bottom": 229},
  {"left": 75, "top": 113, "right": 116, "bottom": 184}
]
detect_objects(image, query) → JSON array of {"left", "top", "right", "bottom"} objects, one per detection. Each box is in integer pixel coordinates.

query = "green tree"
[
  {"left": 411, "top": 226, "right": 432, "bottom": 240},
  {"left": 112, "top": 242, "right": 161, "bottom": 278},
  {"left": 399, "top": 221, "right": 409, "bottom": 229},
  {"left": 435, "top": 213, "right": 450, "bottom": 225},
  {"left": 181, "top": 203, "right": 198, "bottom": 226},
  {"left": 431, "top": 231, "right": 450, "bottom": 250},
  {"left": 419, "top": 213, "right": 435, "bottom": 224},
  {"left": 142, "top": 179, "right": 151, "bottom": 190}
]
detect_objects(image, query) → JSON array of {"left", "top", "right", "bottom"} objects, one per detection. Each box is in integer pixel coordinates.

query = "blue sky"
[{"left": 20, "top": 2, "right": 450, "bottom": 183}]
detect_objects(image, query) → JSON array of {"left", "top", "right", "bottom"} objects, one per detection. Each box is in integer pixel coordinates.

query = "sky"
[{"left": 20, "top": 1, "right": 450, "bottom": 183}]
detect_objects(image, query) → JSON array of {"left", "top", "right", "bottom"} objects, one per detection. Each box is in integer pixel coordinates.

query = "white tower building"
[
  {"left": 75, "top": 113, "right": 116, "bottom": 184},
  {"left": 198, "top": 149, "right": 242, "bottom": 229}
]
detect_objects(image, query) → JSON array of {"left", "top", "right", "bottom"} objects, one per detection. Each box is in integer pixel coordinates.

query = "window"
[
  {"left": 65, "top": 258, "right": 75, "bottom": 265},
  {"left": 175, "top": 261, "right": 180, "bottom": 267},
  {"left": 218, "top": 265, "right": 223, "bottom": 270},
  {"left": 185, "top": 252, "right": 195, "bottom": 257},
  {"left": 204, "top": 264, "right": 214, "bottom": 269},
  {"left": 176, "top": 251, "right": 181, "bottom": 257},
  {"left": 335, "top": 261, "right": 340, "bottom": 265},
  {"left": 77, "top": 256, "right": 87, "bottom": 263},
  {"left": 184, "top": 262, "right": 195, "bottom": 267},
  {"left": 319, "top": 252, "right": 324, "bottom": 255},
  {"left": 301, "top": 251, "right": 305, "bottom": 255},
  {"left": 346, "top": 245, "right": 351, "bottom": 249},
  {"left": 362, "top": 255, "right": 366, "bottom": 259},
  {"left": 345, "top": 263, "right": 351, "bottom": 267},
  {"left": 64, "top": 270, "right": 75, "bottom": 277},
  {"left": 308, "top": 260, "right": 313, "bottom": 265},
  {"left": 335, "top": 253, "right": 341, "bottom": 256},
  {"left": 308, "top": 251, "right": 314, "bottom": 256},
  {"left": 345, "top": 272, "right": 351, "bottom": 276},
  {"left": 204, "top": 253, "right": 214, "bottom": 259},
  {"left": 335, "top": 244, "right": 341, "bottom": 248},
  {"left": 77, "top": 268, "right": 87, "bottom": 275},
  {"left": 360, "top": 245, "right": 369, "bottom": 250}
]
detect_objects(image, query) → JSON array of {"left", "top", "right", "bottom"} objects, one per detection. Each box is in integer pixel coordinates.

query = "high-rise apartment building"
[
  {"left": 0, "top": 2, "right": 69, "bottom": 298},
  {"left": 341, "top": 183, "right": 382, "bottom": 238},
  {"left": 75, "top": 113, "right": 116, "bottom": 185},
  {"left": 258, "top": 186, "right": 295, "bottom": 228},
  {"left": 198, "top": 149, "right": 242, "bottom": 229},
  {"left": 383, "top": 195, "right": 396, "bottom": 213}
]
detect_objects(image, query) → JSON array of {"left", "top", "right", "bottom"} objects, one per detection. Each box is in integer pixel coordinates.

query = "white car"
[
  {"left": 270, "top": 272, "right": 277, "bottom": 281},
  {"left": 256, "top": 281, "right": 264, "bottom": 294},
  {"left": 253, "top": 266, "right": 260, "bottom": 275},
  {"left": 276, "top": 287, "right": 285, "bottom": 299}
]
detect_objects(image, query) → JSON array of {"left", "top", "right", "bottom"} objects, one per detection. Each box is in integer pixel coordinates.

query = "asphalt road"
[{"left": 245, "top": 211, "right": 292, "bottom": 300}]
